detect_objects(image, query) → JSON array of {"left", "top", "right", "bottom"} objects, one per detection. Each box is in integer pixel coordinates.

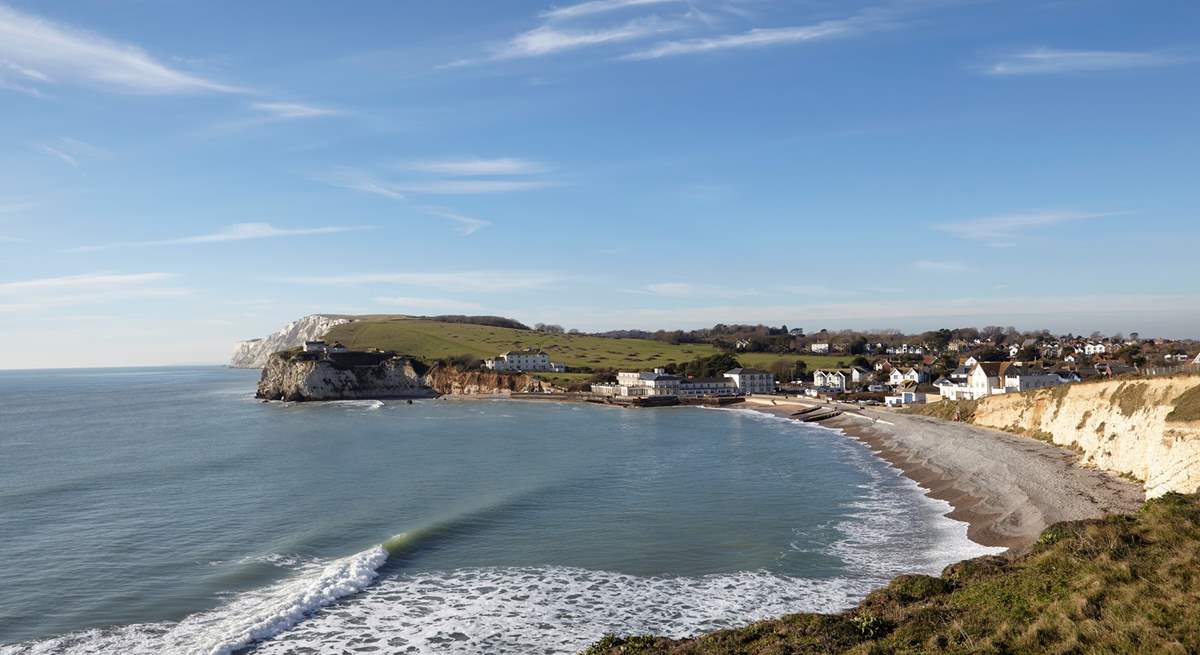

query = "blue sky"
[{"left": 1, "top": 0, "right": 1197, "bottom": 367}]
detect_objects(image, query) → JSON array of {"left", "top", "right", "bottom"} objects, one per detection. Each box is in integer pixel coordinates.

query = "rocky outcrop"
[
  {"left": 255, "top": 354, "right": 561, "bottom": 401},
  {"left": 256, "top": 353, "right": 432, "bottom": 401},
  {"left": 231, "top": 315, "right": 353, "bottom": 368},
  {"left": 970, "top": 376, "right": 1200, "bottom": 498},
  {"left": 424, "top": 367, "right": 558, "bottom": 395}
]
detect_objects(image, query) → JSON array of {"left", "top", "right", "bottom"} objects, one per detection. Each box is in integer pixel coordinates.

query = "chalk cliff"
[
  {"left": 231, "top": 315, "right": 353, "bottom": 368},
  {"left": 256, "top": 352, "right": 560, "bottom": 401},
  {"left": 256, "top": 353, "right": 432, "bottom": 401},
  {"left": 970, "top": 376, "right": 1200, "bottom": 498}
]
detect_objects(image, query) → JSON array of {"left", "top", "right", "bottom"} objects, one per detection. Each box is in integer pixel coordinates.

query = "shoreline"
[{"left": 738, "top": 399, "right": 1144, "bottom": 550}]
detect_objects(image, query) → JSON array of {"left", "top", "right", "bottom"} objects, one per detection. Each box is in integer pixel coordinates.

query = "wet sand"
[{"left": 744, "top": 399, "right": 1144, "bottom": 549}]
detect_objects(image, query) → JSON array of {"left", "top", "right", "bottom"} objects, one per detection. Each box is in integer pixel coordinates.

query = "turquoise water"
[{"left": 0, "top": 367, "right": 999, "bottom": 653}]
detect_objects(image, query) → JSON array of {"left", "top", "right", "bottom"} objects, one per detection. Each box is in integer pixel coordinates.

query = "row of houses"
[
  {"left": 934, "top": 361, "right": 1072, "bottom": 401},
  {"left": 592, "top": 367, "right": 775, "bottom": 398}
]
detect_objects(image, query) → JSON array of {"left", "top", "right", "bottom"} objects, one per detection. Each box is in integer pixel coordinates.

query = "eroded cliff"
[
  {"left": 970, "top": 375, "right": 1200, "bottom": 498},
  {"left": 256, "top": 353, "right": 433, "bottom": 401},
  {"left": 256, "top": 353, "right": 559, "bottom": 401},
  {"left": 424, "top": 367, "right": 557, "bottom": 395}
]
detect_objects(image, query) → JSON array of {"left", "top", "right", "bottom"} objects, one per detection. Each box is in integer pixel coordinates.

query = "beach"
[{"left": 743, "top": 398, "right": 1145, "bottom": 549}]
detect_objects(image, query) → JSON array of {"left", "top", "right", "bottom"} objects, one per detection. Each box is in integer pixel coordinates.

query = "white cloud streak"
[
  {"left": 250, "top": 101, "right": 339, "bottom": 119},
  {"left": 420, "top": 207, "right": 492, "bottom": 235},
  {"left": 540, "top": 0, "right": 683, "bottom": 21},
  {"left": 986, "top": 48, "right": 1184, "bottom": 75},
  {"left": 36, "top": 143, "right": 77, "bottom": 167},
  {"left": 403, "top": 158, "right": 547, "bottom": 176},
  {"left": 623, "top": 20, "right": 854, "bottom": 60},
  {"left": 496, "top": 16, "right": 683, "bottom": 59},
  {"left": 0, "top": 272, "right": 176, "bottom": 293},
  {"left": 373, "top": 296, "right": 485, "bottom": 311},
  {"left": 68, "top": 223, "right": 369, "bottom": 252},
  {"left": 325, "top": 169, "right": 551, "bottom": 196},
  {"left": 936, "top": 210, "right": 1123, "bottom": 244},
  {"left": 912, "top": 260, "right": 968, "bottom": 272},
  {"left": 0, "top": 2, "right": 240, "bottom": 95},
  {"left": 280, "top": 270, "right": 561, "bottom": 293}
]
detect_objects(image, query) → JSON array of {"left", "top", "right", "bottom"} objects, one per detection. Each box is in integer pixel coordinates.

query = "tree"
[{"left": 683, "top": 353, "right": 741, "bottom": 378}]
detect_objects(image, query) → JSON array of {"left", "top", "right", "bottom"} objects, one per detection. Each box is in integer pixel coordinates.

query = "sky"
[{"left": 1, "top": 0, "right": 1198, "bottom": 368}]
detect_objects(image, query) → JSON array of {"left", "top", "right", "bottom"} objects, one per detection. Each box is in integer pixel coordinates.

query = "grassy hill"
[
  {"left": 322, "top": 316, "right": 850, "bottom": 383},
  {"left": 584, "top": 492, "right": 1200, "bottom": 654}
]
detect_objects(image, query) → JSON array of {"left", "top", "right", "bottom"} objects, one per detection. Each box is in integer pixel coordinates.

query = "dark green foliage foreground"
[{"left": 583, "top": 493, "right": 1200, "bottom": 654}]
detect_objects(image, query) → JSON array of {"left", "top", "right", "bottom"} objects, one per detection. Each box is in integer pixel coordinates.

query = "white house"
[
  {"left": 814, "top": 367, "right": 870, "bottom": 392},
  {"left": 1084, "top": 342, "right": 1107, "bottom": 355},
  {"left": 485, "top": 349, "right": 566, "bottom": 372},
  {"left": 1194, "top": 353, "right": 1200, "bottom": 365},
  {"left": 813, "top": 369, "right": 849, "bottom": 391},
  {"left": 885, "top": 388, "right": 927, "bottom": 406},
  {"left": 724, "top": 368, "right": 776, "bottom": 394},
  {"left": 810, "top": 343, "right": 831, "bottom": 354}
]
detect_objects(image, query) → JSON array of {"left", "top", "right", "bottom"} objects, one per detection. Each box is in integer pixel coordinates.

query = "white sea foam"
[
  {"left": 254, "top": 566, "right": 873, "bottom": 654},
  {"left": 0, "top": 546, "right": 388, "bottom": 655}
]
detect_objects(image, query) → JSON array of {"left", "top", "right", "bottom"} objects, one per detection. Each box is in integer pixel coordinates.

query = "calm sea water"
[{"left": 0, "top": 367, "right": 1000, "bottom": 654}]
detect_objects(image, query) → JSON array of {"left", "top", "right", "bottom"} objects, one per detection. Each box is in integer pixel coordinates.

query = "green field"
[{"left": 322, "top": 317, "right": 852, "bottom": 378}]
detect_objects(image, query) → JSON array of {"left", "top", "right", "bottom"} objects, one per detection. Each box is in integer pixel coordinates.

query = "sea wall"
[{"left": 970, "top": 376, "right": 1200, "bottom": 498}]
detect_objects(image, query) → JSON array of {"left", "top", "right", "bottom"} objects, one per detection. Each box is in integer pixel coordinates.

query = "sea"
[{"left": 0, "top": 366, "right": 1002, "bottom": 654}]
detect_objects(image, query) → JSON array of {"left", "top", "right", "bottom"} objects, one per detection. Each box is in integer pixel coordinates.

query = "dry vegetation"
[
  {"left": 583, "top": 493, "right": 1200, "bottom": 654},
  {"left": 1167, "top": 384, "right": 1200, "bottom": 423},
  {"left": 901, "top": 399, "right": 980, "bottom": 423}
]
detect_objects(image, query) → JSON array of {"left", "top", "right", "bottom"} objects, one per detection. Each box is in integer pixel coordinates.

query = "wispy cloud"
[
  {"left": 540, "top": 0, "right": 683, "bottom": 21},
  {"left": 495, "top": 16, "right": 683, "bottom": 60},
  {"left": 36, "top": 143, "right": 78, "bottom": 167},
  {"left": 34, "top": 136, "right": 107, "bottom": 167},
  {"left": 623, "top": 20, "right": 853, "bottom": 60},
  {"left": 640, "top": 282, "right": 750, "bottom": 298},
  {"left": 324, "top": 168, "right": 552, "bottom": 197},
  {"left": 402, "top": 157, "right": 547, "bottom": 176},
  {"left": 68, "top": 222, "right": 368, "bottom": 252},
  {"left": 373, "top": 296, "right": 485, "bottom": 311},
  {"left": 0, "top": 2, "right": 241, "bottom": 95},
  {"left": 912, "top": 260, "right": 968, "bottom": 272},
  {"left": 250, "top": 101, "right": 339, "bottom": 119},
  {"left": 986, "top": 48, "right": 1185, "bottom": 75},
  {"left": 419, "top": 207, "right": 492, "bottom": 235},
  {"left": 280, "top": 270, "right": 561, "bottom": 293},
  {"left": 936, "top": 210, "right": 1123, "bottom": 245},
  {"left": 621, "top": 3, "right": 906, "bottom": 61},
  {"left": 0, "top": 272, "right": 186, "bottom": 314}
]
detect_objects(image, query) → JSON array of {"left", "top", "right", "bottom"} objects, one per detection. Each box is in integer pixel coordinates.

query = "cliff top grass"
[
  {"left": 583, "top": 493, "right": 1200, "bottom": 655},
  {"left": 1167, "top": 383, "right": 1200, "bottom": 423},
  {"left": 323, "top": 317, "right": 848, "bottom": 375}
]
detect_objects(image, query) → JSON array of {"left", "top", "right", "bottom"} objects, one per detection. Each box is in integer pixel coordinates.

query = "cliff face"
[
  {"left": 424, "top": 367, "right": 557, "bottom": 395},
  {"left": 231, "top": 315, "right": 353, "bottom": 368},
  {"left": 256, "top": 355, "right": 560, "bottom": 401},
  {"left": 971, "top": 376, "right": 1200, "bottom": 498},
  {"left": 256, "top": 355, "right": 432, "bottom": 401}
]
